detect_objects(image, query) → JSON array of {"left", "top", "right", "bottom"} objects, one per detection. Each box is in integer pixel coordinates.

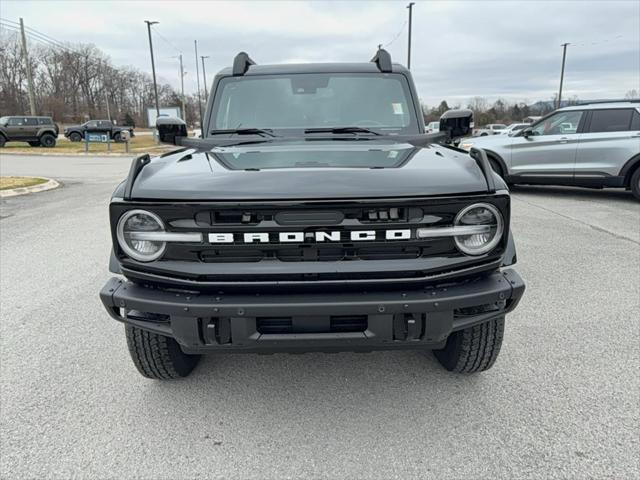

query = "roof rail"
[
  {"left": 575, "top": 99, "right": 640, "bottom": 105},
  {"left": 232, "top": 52, "right": 256, "bottom": 76},
  {"left": 370, "top": 48, "right": 392, "bottom": 73}
]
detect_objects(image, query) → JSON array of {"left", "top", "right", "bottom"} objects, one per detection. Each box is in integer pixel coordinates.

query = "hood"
[{"left": 129, "top": 140, "right": 492, "bottom": 201}]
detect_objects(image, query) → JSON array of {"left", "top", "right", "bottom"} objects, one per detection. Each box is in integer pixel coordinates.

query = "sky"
[{"left": 1, "top": 0, "right": 639, "bottom": 107}]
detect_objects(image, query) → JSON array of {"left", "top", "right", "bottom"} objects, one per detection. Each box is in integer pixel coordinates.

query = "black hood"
[{"left": 128, "top": 140, "right": 493, "bottom": 201}]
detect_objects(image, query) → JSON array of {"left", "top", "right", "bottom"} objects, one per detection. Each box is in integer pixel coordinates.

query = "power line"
[
  {"left": 382, "top": 20, "right": 407, "bottom": 48},
  {"left": 151, "top": 25, "right": 181, "bottom": 54}
]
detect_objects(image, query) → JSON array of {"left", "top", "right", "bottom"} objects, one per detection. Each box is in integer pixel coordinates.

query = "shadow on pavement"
[{"left": 510, "top": 184, "right": 637, "bottom": 204}]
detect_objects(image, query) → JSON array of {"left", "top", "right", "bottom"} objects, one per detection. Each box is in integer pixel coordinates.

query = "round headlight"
[
  {"left": 116, "top": 209, "right": 166, "bottom": 262},
  {"left": 454, "top": 203, "right": 504, "bottom": 255}
]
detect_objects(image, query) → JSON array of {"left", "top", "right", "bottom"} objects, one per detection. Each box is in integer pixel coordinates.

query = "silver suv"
[{"left": 460, "top": 101, "right": 640, "bottom": 199}]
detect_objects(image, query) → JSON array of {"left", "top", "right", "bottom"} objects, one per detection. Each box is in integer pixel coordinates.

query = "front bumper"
[{"left": 100, "top": 269, "right": 525, "bottom": 354}]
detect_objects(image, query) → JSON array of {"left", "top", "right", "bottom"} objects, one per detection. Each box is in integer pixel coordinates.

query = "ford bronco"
[{"left": 100, "top": 50, "right": 525, "bottom": 379}]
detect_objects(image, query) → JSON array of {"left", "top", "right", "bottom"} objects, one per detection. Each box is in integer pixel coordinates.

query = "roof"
[
  {"left": 560, "top": 100, "right": 640, "bottom": 111},
  {"left": 216, "top": 62, "right": 409, "bottom": 77}
]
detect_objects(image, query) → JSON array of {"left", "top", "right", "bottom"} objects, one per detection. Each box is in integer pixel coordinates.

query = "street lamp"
[
  {"left": 407, "top": 2, "right": 415, "bottom": 69},
  {"left": 144, "top": 20, "right": 160, "bottom": 117},
  {"left": 557, "top": 43, "right": 570, "bottom": 109},
  {"left": 200, "top": 55, "right": 210, "bottom": 102}
]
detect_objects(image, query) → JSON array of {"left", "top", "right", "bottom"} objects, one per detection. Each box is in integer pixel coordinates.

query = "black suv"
[
  {"left": 64, "top": 120, "right": 134, "bottom": 142},
  {"left": 0, "top": 116, "right": 59, "bottom": 147},
  {"left": 100, "top": 50, "right": 525, "bottom": 380}
]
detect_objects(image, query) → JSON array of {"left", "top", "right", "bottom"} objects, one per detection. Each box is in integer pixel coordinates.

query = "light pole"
[
  {"left": 557, "top": 43, "right": 570, "bottom": 109},
  {"left": 407, "top": 2, "right": 415, "bottom": 69},
  {"left": 177, "top": 54, "right": 186, "bottom": 123},
  {"left": 194, "top": 40, "right": 203, "bottom": 127},
  {"left": 144, "top": 20, "right": 160, "bottom": 118},
  {"left": 200, "top": 55, "right": 210, "bottom": 103}
]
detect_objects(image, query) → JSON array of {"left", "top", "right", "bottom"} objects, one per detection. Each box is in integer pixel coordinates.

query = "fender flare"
[
  {"left": 483, "top": 149, "right": 509, "bottom": 177},
  {"left": 619, "top": 154, "right": 640, "bottom": 186},
  {"left": 500, "top": 229, "right": 517, "bottom": 267}
]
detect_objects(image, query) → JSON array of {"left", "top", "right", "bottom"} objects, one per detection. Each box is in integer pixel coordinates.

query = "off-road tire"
[
  {"left": 0, "top": 136, "right": 6, "bottom": 147},
  {"left": 113, "top": 132, "right": 122, "bottom": 142},
  {"left": 125, "top": 325, "right": 200, "bottom": 379},
  {"left": 433, "top": 316, "right": 505, "bottom": 373},
  {"left": 28, "top": 141, "right": 41, "bottom": 147},
  {"left": 69, "top": 132, "right": 82, "bottom": 142},
  {"left": 630, "top": 168, "right": 640, "bottom": 201},
  {"left": 40, "top": 133, "right": 56, "bottom": 148}
]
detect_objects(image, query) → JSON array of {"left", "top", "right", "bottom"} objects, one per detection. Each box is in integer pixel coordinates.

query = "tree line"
[{"left": 0, "top": 31, "right": 201, "bottom": 127}]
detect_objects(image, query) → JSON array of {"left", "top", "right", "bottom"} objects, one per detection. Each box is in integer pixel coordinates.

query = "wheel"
[
  {"left": 480, "top": 133, "right": 488, "bottom": 136},
  {"left": 125, "top": 325, "right": 201, "bottom": 379},
  {"left": 69, "top": 132, "right": 82, "bottom": 142},
  {"left": 630, "top": 168, "right": 640, "bottom": 201},
  {"left": 433, "top": 316, "right": 505, "bottom": 373},
  {"left": 0, "top": 136, "right": 5, "bottom": 147},
  {"left": 113, "top": 132, "right": 122, "bottom": 142},
  {"left": 28, "top": 141, "right": 41, "bottom": 147},
  {"left": 40, "top": 133, "right": 56, "bottom": 148}
]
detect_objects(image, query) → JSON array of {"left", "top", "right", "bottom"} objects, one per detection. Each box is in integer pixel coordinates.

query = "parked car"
[
  {"left": 499, "top": 123, "right": 530, "bottom": 135},
  {"left": 99, "top": 49, "right": 525, "bottom": 380},
  {"left": 0, "top": 116, "right": 59, "bottom": 148},
  {"left": 473, "top": 124, "right": 507, "bottom": 136},
  {"left": 459, "top": 101, "right": 640, "bottom": 199},
  {"left": 64, "top": 120, "right": 134, "bottom": 142},
  {"left": 426, "top": 121, "right": 440, "bottom": 133}
]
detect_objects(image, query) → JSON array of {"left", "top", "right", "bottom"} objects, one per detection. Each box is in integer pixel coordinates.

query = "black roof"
[{"left": 218, "top": 62, "right": 409, "bottom": 77}]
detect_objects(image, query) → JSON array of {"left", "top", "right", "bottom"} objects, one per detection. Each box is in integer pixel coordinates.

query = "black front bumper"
[{"left": 100, "top": 269, "right": 525, "bottom": 354}]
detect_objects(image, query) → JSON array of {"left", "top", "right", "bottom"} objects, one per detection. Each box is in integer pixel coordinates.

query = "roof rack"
[
  {"left": 575, "top": 99, "right": 640, "bottom": 105},
  {"left": 232, "top": 52, "right": 256, "bottom": 76},
  {"left": 370, "top": 48, "right": 392, "bottom": 73}
]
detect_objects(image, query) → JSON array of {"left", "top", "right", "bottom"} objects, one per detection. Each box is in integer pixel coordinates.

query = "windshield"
[
  {"left": 492, "top": 125, "right": 506, "bottom": 130},
  {"left": 211, "top": 73, "right": 418, "bottom": 135}
]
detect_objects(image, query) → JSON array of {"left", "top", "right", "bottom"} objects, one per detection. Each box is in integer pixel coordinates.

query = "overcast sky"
[{"left": 2, "top": 0, "right": 639, "bottom": 107}]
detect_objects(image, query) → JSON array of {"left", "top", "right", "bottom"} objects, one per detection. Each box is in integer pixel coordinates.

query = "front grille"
[
  {"left": 256, "top": 315, "right": 368, "bottom": 334},
  {"left": 112, "top": 195, "right": 510, "bottom": 285}
]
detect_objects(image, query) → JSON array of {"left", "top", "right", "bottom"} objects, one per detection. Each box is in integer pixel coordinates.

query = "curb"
[{"left": 0, "top": 178, "right": 61, "bottom": 198}]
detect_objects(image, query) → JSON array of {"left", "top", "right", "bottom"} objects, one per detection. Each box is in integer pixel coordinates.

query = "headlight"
[
  {"left": 453, "top": 203, "right": 504, "bottom": 255},
  {"left": 117, "top": 209, "right": 166, "bottom": 262}
]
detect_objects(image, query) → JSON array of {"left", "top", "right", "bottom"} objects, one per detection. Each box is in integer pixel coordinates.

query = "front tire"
[
  {"left": 630, "top": 168, "right": 640, "bottom": 201},
  {"left": 40, "top": 133, "right": 56, "bottom": 148},
  {"left": 113, "top": 132, "right": 122, "bottom": 142},
  {"left": 125, "top": 325, "right": 201, "bottom": 379},
  {"left": 0, "top": 136, "right": 6, "bottom": 147},
  {"left": 69, "top": 132, "right": 82, "bottom": 142},
  {"left": 433, "top": 316, "right": 505, "bottom": 373}
]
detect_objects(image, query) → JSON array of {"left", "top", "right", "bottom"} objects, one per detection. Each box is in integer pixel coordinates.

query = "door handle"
[{"left": 557, "top": 137, "right": 569, "bottom": 144}]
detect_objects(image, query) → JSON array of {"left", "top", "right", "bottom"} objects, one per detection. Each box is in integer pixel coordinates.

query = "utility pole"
[
  {"left": 179, "top": 54, "right": 186, "bottom": 123},
  {"left": 407, "top": 2, "right": 415, "bottom": 69},
  {"left": 19, "top": 18, "right": 36, "bottom": 115},
  {"left": 105, "top": 91, "right": 111, "bottom": 121},
  {"left": 194, "top": 40, "right": 203, "bottom": 127},
  {"left": 145, "top": 20, "right": 160, "bottom": 119},
  {"left": 557, "top": 43, "right": 570, "bottom": 109},
  {"left": 200, "top": 56, "right": 210, "bottom": 103}
]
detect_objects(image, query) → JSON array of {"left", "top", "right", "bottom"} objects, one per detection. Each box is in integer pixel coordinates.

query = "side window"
[
  {"left": 8, "top": 118, "right": 24, "bottom": 126},
  {"left": 531, "top": 111, "right": 583, "bottom": 136},
  {"left": 628, "top": 110, "right": 639, "bottom": 131},
  {"left": 99, "top": 121, "right": 112, "bottom": 128},
  {"left": 24, "top": 117, "right": 38, "bottom": 126},
  {"left": 38, "top": 118, "right": 51, "bottom": 125},
  {"left": 86, "top": 121, "right": 98, "bottom": 129},
  {"left": 587, "top": 109, "right": 634, "bottom": 133}
]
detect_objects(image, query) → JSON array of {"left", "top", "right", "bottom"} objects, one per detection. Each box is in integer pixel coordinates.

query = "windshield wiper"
[
  {"left": 304, "top": 127, "right": 381, "bottom": 136},
  {"left": 210, "top": 128, "right": 278, "bottom": 138}
]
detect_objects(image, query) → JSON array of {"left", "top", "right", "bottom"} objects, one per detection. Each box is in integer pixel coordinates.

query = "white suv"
[{"left": 460, "top": 101, "right": 640, "bottom": 199}]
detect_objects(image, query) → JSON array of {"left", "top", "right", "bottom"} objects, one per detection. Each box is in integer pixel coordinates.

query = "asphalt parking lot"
[{"left": 1, "top": 153, "right": 639, "bottom": 479}]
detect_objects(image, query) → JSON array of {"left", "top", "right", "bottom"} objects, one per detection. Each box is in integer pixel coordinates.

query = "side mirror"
[
  {"left": 522, "top": 127, "right": 533, "bottom": 138},
  {"left": 439, "top": 109, "right": 474, "bottom": 141},
  {"left": 156, "top": 116, "right": 188, "bottom": 145}
]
